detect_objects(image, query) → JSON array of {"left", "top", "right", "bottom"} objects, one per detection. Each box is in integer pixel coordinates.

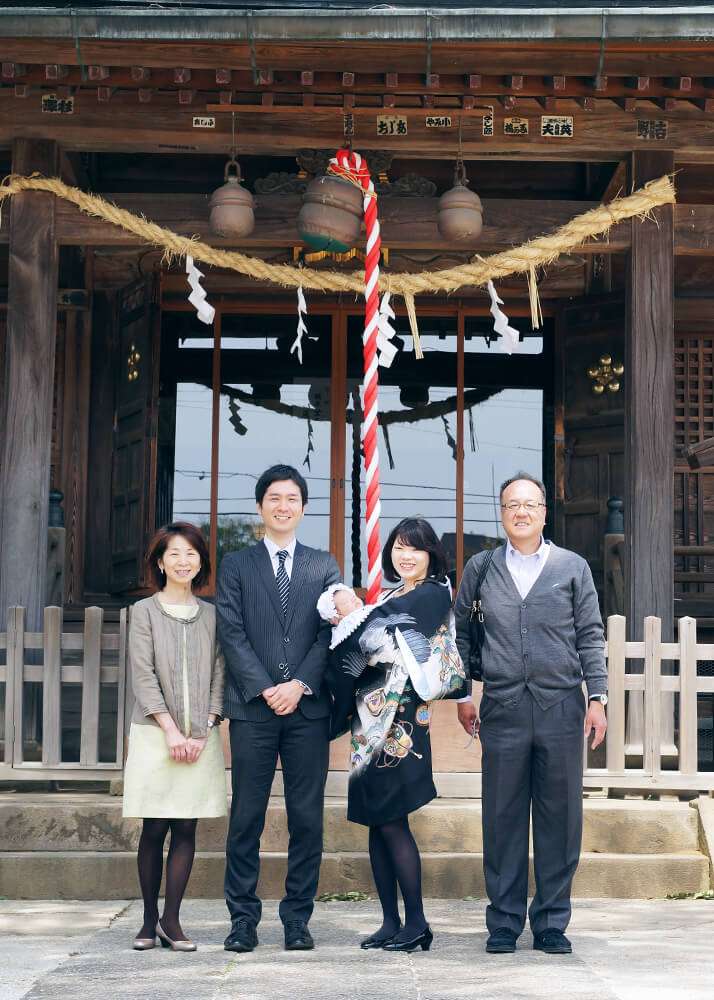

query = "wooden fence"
[
  {"left": 0, "top": 605, "right": 128, "bottom": 781},
  {"left": 583, "top": 615, "right": 714, "bottom": 791},
  {"left": 1, "top": 608, "right": 714, "bottom": 790}
]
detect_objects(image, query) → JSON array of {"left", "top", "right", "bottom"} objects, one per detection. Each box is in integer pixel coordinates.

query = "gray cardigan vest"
[{"left": 454, "top": 542, "right": 607, "bottom": 709}]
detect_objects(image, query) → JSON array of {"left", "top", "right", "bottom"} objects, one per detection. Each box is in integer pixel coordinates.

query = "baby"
[{"left": 317, "top": 583, "right": 373, "bottom": 648}]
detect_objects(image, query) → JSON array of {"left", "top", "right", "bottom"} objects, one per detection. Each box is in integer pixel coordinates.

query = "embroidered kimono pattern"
[{"left": 328, "top": 578, "right": 465, "bottom": 827}]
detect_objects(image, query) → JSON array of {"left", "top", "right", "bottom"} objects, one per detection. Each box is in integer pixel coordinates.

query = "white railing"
[
  {"left": 584, "top": 615, "right": 714, "bottom": 791},
  {"left": 1, "top": 609, "right": 714, "bottom": 791},
  {"left": 0, "top": 606, "right": 128, "bottom": 781}
]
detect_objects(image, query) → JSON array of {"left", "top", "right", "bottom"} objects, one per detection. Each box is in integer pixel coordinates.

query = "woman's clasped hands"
[{"left": 164, "top": 724, "right": 206, "bottom": 764}]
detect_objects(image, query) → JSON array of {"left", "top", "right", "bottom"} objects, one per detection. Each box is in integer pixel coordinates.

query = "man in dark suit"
[{"left": 217, "top": 464, "right": 340, "bottom": 953}]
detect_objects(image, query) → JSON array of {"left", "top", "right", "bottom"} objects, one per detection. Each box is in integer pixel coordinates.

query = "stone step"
[
  {"left": 0, "top": 849, "right": 707, "bottom": 901},
  {"left": 0, "top": 795, "right": 701, "bottom": 855}
]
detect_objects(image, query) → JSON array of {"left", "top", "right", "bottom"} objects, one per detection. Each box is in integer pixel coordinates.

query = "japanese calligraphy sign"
[
  {"left": 637, "top": 119, "right": 668, "bottom": 141},
  {"left": 504, "top": 116, "right": 529, "bottom": 136},
  {"left": 192, "top": 116, "right": 216, "bottom": 129},
  {"left": 377, "top": 115, "right": 408, "bottom": 136},
  {"left": 482, "top": 110, "right": 494, "bottom": 137},
  {"left": 41, "top": 93, "right": 74, "bottom": 114},
  {"left": 343, "top": 113, "right": 355, "bottom": 137},
  {"left": 541, "top": 115, "right": 573, "bottom": 138},
  {"left": 425, "top": 115, "right": 452, "bottom": 128}
]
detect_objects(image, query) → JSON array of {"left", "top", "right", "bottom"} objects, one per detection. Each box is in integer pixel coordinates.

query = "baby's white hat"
[{"left": 317, "top": 583, "right": 354, "bottom": 622}]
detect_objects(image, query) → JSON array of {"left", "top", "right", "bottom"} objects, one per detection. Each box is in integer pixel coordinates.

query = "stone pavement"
[{"left": 1, "top": 898, "right": 712, "bottom": 1000}]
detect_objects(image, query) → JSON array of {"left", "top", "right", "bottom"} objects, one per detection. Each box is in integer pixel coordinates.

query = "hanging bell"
[
  {"left": 297, "top": 173, "right": 363, "bottom": 253},
  {"left": 209, "top": 157, "right": 255, "bottom": 239},
  {"left": 437, "top": 160, "right": 483, "bottom": 244}
]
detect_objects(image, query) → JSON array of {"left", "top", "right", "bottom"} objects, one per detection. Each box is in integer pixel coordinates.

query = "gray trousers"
[{"left": 480, "top": 686, "right": 585, "bottom": 936}]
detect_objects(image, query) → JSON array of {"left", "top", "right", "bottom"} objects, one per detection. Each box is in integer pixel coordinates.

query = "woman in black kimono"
[{"left": 328, "top": 518, "right": 465, "bottom": 954}]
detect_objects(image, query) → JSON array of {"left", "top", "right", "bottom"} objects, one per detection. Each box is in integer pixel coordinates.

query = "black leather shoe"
[
  {"left": 533, "top": 930, "right": 572, "bottom": 954},
  {"left": 382, "top": 926, "right": 433, "bottom": 953},
  {"left": 284, "top": 920, "right": 314, "bottom": 951},
  {"left": 486, "top": 928, "right": 518, "bottom": 953},
  {"left": 224, "top": 918, "right": 258, "bottom": 952},
  {"left": 360, "top": 924, "right": 401, "bottom": 950}
]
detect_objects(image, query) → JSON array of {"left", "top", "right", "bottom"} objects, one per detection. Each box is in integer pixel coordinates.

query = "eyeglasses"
[{"left": 501, "top": 501, "right": 546, "bottom": 513}]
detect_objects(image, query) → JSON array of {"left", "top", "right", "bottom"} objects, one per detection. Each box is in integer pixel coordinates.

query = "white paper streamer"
[
  {"left": 486, "top": 280, "right": 520, "bottom": 354},
  {"left": 185, "top": 255, "right": 215, "bottom": 326},
  {"left": 376, "top": 291, "right": 399, "bottom": 368},
  {"left": 291, "top": 285, "right": 309, "bottom": 364}
]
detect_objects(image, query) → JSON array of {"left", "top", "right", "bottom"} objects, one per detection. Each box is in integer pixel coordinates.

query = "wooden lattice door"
[
  {"left": 109, "top": 278, "right": 160, "bottom": 594},
  {"left": 554, "top": 296, "right": 625, "bottom": 603},
  {"left": 674, "top": 330, "right": 714, "bottom": 619}
]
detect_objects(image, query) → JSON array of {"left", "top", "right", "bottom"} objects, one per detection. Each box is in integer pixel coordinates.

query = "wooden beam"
[
  {"left": 0, "top": 139, "right": 59, "bottom": 632},
  {"left": 0, "top": 193, "right": 633, "bottom": 252},
  {"left": 625, "top": 150, "right": 675, "bottom": 642},
  {"left": 5, "top": 93, "right": 714, "bottom": 160}
]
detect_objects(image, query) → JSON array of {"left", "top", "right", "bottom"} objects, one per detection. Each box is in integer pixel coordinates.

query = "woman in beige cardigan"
[{"left": 123, "top": 522, "right": 226, "bottom": 952}]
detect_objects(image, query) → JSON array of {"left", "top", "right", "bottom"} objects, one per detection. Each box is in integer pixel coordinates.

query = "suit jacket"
[{"left": 217, "top": 540, "right": 341, "bottom": 721}]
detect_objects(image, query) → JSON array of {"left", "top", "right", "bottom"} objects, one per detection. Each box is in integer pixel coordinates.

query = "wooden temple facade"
[{"left": 2, "top": 1, "right": 714, "bottom": 778}]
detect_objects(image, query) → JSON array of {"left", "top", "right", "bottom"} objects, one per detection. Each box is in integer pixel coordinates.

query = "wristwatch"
[
  {"left": 206, "top": 718, "right": 217, "bottom": 730},
  {"left": 589, "top": 694, "right": 608, "bottom": 706}
]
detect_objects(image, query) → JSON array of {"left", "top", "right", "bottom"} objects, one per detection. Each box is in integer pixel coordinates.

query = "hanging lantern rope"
[
  {"left": 328, "top": 149, "right": 383, "bottom": 603},
  {"left": 0, "top": 173, "right": 675, "bottom": 299}
]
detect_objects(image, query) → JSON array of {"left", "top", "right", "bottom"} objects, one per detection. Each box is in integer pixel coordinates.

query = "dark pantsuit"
[
  {"left": 480, "top": 686, "right": 585, "bottom": 937},
  {"left": 225, "top": 713, "right": 330, "bottom": 927}
]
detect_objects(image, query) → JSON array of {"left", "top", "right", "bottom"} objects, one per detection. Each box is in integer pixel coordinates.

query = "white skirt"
[{"left": 122, "top": 723, "right": 228, "bottom": 818}]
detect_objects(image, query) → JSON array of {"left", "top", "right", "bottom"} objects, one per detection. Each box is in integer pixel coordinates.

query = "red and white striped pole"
[{"left": 329, "top": 150, "right": 383, "bottom": 603}]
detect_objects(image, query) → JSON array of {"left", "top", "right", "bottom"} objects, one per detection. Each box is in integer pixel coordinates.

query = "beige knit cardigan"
[{"left": 129, "top": 594, "right": 225, "bottom": 738}]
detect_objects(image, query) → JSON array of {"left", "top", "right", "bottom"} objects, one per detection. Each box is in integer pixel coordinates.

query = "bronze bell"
[
  {"left": 437, "top": 160, "right": 483, "bottom": 244},
  {"left": 209, "top": 158, "right": 255, "bottom": 238},
  {"left": 297, "top": 173, "right": 363, "bottom": 253}
]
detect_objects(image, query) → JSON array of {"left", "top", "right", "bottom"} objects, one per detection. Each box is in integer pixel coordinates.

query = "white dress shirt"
[
  {"left": 506, "top": 536, "right": 550, "bottom": 599},
  {"left": 262, "top": 536, "right": 311, "bottom": 694},
  {"left": 264, "top": 535, "right": 297, "bottom": 579}
]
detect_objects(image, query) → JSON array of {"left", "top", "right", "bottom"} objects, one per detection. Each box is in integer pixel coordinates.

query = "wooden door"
[
  {"left": 554, "top": 296, "right": 625, "bottom": 602},
  {"left": 109, "top": 278, "right": 159, "bottom": 593}
]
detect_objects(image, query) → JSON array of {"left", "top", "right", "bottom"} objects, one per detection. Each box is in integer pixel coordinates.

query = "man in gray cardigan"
[{"left": 454, "top": 472, "right": 607, "bottom": 956}]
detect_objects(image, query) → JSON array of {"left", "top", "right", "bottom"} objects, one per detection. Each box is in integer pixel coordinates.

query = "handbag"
[{"left": 467, "top": 548, "right": 495, "bottom": 681}]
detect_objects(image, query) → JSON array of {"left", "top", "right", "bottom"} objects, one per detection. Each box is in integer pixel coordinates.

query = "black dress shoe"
[
  {"left": 486, "top": 928, "right": 518, "bottom": 953},
  {"left": 284, "top": 920, "right": 314, "bottom": 951},
  {"left": 224, "top": 918, "right": 258, "bottom": 952},
  {"left": 360, "top": 924, "right": 401, "bottom": 950},
  {"left": 533, "top": 929, "right": 572, "bottom": 954},
  {"left": 382, "top": 926, "right": 433, "bottom": 953}
]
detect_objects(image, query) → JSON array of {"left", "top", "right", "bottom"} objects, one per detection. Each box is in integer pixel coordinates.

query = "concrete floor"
[{"left": 1, "top": 898, "right": 712, "bottom": 1000}]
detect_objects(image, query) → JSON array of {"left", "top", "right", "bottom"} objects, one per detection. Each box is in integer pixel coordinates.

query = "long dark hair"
[{"left": 382, "top": 517, "right": 448, "bottom": 584}]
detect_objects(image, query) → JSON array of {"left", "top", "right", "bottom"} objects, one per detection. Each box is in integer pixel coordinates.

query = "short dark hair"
[
  {"left": 499, "top": 472, "right": 546, "bottom": 503},
  {"left": 382, "top": 517, "right": 449, "bottom": 584},
  {"left": 255, "top": 464, "right": 308, "bottom": 506},
  {"left": 145, "top": 522, "right": 211, "bottom": 590}
]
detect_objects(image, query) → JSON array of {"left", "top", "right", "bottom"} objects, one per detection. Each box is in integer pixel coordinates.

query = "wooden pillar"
[
  {"left": 625, "top": 150, "right": 675, "bottom": 757},
  {"left": 61, "top": 250, "right": 93, "bottom": 604},
  {"left": 0, "top": 139, "right": 59, "bottom": 630},
  {"left": 625, "top": 150, "right": 675, "bottom": 642}
]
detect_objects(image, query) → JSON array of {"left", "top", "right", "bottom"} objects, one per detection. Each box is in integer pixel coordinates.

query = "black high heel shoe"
[
  {"left": 383, "top": 926, "right": 433, "bottom": 953},
  {"left": 360, "top": 924, "right": 402, "bottom": 950}
]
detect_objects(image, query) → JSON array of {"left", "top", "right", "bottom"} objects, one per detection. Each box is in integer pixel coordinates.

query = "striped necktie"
[{"left": 276, "top": 549, "right": 290, "bottom": 617}]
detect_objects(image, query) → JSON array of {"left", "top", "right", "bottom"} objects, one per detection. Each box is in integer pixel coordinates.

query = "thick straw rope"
[
  {"left": 329, "top": 149, "right": 383, "bottom": 603},
  {"left": 0, "top": 173, "right": 675, "bottom": 298}
]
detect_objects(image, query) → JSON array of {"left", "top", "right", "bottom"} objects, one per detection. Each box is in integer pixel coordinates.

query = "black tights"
[
  {"left": 368, "top": 817, "right": 427, "bottom": 941},
  {"left": 136, "top": 818, "right": 197, "bottom": 940}
]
